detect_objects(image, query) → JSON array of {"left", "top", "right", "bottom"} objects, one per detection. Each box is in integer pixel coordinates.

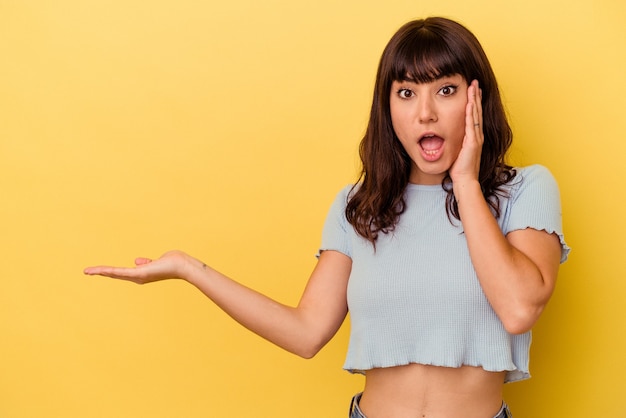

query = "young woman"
[{"left": 85, "top": 17, "right": 569, "bottom": 418}]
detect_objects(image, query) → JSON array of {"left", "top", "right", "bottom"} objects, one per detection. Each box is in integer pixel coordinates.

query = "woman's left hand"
[{"left": 449, "top": 79, "right": 483, "bottom": 185}]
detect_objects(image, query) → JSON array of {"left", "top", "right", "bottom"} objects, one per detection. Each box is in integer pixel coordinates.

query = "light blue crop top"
[{"left": 318, "top": 165, "right": 570, "bottom": 383}]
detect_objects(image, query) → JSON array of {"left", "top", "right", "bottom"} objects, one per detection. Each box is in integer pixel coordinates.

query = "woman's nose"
[{"left": 417, "top": 97, "right": 437, "bottom": 123}]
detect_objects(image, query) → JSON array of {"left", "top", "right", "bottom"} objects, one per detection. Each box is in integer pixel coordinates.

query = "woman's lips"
[{"left": 419, "top": 135, "right": 444, "bottom": 161}]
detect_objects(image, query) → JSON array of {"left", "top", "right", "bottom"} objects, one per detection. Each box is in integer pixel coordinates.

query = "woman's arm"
[
  {"left": 454, "top": 184, "right": 561, "bottom": 334},
  {"left": 84, "top": 249, "right": 352, "bottom": 358},
  {"left": 450, "top": 81, "right": 562, "bottom": 334}
]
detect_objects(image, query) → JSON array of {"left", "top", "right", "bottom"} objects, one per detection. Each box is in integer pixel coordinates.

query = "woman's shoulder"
[
  {"left": 514, "top": 164, "right": 554, "bottom": 178},
  {"left": 508, "top": 164, "right": 559, "bottom": 193},
  {"left": 332, "top": 183, "right": 360, "bottom": 203},
  {"left": 324, "top": 184, "right": 357, "bottom": 217}
]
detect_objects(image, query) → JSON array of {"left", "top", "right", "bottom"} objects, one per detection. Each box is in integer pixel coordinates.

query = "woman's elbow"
[
  {"left": 501, "top": 305, "right": 545, "bottom": 335},
  {"left": 502, "top": 318, "right": 534, "bottom": 335},
  {"left": 292, "top": 339, "right": 325, "bottom": 359},
  {"left": 297, "top": 348, "right": 320, "bottom": 360}
]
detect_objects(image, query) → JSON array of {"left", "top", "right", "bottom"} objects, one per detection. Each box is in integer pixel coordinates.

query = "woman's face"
[{"left": 390, "top": 74, "right": 468, "bottom": 185}]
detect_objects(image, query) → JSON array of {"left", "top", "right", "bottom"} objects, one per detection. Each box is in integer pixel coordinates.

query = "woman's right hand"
[
  {"left": 84, "top": 249, "right": 351, "bottom": 358},
  {"left": 84, "top": 250, "right": 198, "bottom": 285}
]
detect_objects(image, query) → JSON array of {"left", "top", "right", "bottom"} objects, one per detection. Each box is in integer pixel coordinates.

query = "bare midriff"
[{"left": 358, "top": 364, "right": 506, "bottom": 418}]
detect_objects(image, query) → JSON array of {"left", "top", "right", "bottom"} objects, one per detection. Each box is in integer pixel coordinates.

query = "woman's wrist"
[
  {"left": 452, "top": 178, "right": 481, "bottom": 204},
  {"left": 180, "top": 253, "right": 212, "bottom": 285}
]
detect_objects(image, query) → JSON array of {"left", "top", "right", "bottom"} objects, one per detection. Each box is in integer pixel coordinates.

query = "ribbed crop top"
[{"left": 317, "top": 165, "right": 570, "bottom": 383}]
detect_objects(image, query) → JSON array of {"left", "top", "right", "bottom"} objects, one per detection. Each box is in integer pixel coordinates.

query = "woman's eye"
[
  {"left": 397, "top": 88, "right": 413, "bottom": 99},
  {"left": 438, "top": 85, "right": 457, "bottom": 96}
]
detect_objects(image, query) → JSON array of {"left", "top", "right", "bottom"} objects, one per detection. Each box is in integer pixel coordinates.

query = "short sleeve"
[
  {"left": 502, "top": 165, "right": 570, "bottom": 263},
  {"left": 316, "top": 185, "right": 353, "bottom": 259}
]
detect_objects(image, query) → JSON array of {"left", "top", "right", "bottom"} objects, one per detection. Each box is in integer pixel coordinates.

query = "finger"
[
  {"left": 474, "top": 82, "right": 483, "bottom": 133},
  {"left": 477, "top": 86, "right": 483, "bottom": 126},
  {"left": 83, "top": 265, "right": 139, "bottom": 278},
  {"left": 83, "top": 266, "right": 107, "bottom": 275},
  {"left": 469, "top": 81, "right": 484, "bottom": 146},
  {"left": 465, "top": 95, "right": 477, "bottom": 136},
  {"left": 135, "top": 257, "right": 152, "bottom": 266},
  {"left": 471, "top": 81, "right": 480, "bottom": 126}
]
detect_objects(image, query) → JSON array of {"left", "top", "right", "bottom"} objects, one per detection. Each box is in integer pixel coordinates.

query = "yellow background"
[{"left": 1, "top": 0, "right": 624, "bottom": 416}]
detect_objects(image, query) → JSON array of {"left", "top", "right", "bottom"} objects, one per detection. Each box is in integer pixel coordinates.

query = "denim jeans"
[{"left": 349, "top": 393, "right": 513, "bottom": 418}]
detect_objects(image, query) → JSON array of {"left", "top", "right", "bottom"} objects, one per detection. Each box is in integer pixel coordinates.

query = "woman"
[{"left": 85, "top": 17, "right": 569, "bottom": 418}]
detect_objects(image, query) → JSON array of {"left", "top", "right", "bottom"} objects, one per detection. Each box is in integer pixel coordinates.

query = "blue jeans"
[{"left": 349, "top": 393, "right": 513, "bottom": 418}]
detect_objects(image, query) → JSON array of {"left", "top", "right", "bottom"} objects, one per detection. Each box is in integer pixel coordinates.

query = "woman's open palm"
[{"left": 84, "top": 250, "right": 191, "bottom": 284}]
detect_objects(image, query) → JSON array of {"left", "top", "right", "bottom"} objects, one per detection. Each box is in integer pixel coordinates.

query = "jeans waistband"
[
  {"left": 349, "top": 393, "right": 512, "bottom": 418},
  {"left": 348, "top": 393, "right": 365, "bottom": 418}
]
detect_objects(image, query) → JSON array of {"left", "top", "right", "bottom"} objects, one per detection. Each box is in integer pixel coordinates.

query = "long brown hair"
[{"left": 346, "top": 17, "right": 516, "bottom": 244}]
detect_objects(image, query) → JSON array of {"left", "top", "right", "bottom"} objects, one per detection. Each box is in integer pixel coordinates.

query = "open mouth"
[{"left": 419, "top": 134, "right": 444, "bottom": 159}]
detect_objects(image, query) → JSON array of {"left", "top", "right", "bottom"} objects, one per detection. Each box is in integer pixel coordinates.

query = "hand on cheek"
[{"left": 450, "top": 80, "right": 484, "bottom": 185}]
